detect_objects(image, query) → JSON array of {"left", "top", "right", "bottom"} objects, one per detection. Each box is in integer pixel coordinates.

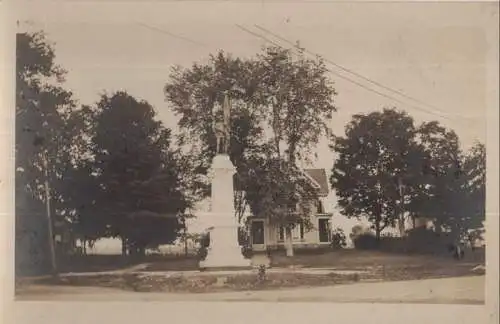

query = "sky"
[
  {"left": 8, "top": 0, "right": 498, "bottom": 245},
  {"left": 15, "top": 1, "right": 493, "bottom": 171}
]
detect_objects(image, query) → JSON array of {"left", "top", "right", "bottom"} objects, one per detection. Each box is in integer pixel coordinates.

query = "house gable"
[
  {"left": 304, "top": 169, "right": 330, "bottom": 197},
  {"left": 233, "top": 168, "right": 330, "bottom": 198}
]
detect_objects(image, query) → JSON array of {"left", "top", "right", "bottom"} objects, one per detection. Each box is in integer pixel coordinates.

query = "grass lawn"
[
  {"left": 53, "top": 247, "right": 485, "bottom": 274},
  {"left": 269, "top": 248, "right": 485, "bottom": 269},
  {"left": 16, "top": 248, "right": 485, "bottom": 294},
  {"left": 57, "top": 254, "right": 200, "bottom": 273}
]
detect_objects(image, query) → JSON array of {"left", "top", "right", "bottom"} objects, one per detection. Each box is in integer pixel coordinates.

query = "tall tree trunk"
[
  {"left": 138, "top": 246, "right": 145, "bottom": 258},
  {"left": 398, "top": 216, "right": 406, "bottom": 237},
  {"left": 397, "top": 177, "right": 406, "bottom": 237},
  {"left": 288, "top": 142, "right": 296, "bottom": 165},
  {"left": 184, "top": 227, "right": 188, "bottom": 257},
  {"left": 82, "top": 239, "right": 87, "bottom": 255},
  {"left": 121, "top": 238, "right": 127, "bottom": 256},
  {"left": 275, "top": 134, "right": 281, "bottom": 158},
  {"left": 375, "top": 199, "right": 382, "bottom": 243},
  {"left": 272, "top": 102, "right": 281, "bottom": 159},
  {"left": 285, "top": 226, "right": 294, "bottom": 257},
  {"left": 375, "top": 215, "right": 381, "bottom": 242},
  {"left": 434, "top": 222, "right": 443, "bottom": 234}
]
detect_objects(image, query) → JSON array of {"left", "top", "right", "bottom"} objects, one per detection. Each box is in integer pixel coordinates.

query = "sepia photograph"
[{"left": 10, "top": 0, "right": 495, "bottom": 308}]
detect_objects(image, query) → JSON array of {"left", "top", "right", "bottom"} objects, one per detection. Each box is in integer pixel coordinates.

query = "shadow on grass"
[
  {"left": 22, "top": 254, "right": 202, "bottom": 275},
  {"left": 269, "top": 248, "right": 485, "bottom": 269}
]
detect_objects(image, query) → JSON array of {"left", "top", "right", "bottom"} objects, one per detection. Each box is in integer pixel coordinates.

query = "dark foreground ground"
[
  {"left": 15, "top": 249, "right": 485, "bottom": 296},
  {"left": 16, "top": 275, "right": 485, "bottom": 304}
]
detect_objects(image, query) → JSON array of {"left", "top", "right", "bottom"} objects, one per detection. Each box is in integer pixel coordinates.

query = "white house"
[
  {"left": 187, "top": 168, "right": 334, "bottom": 251},
  {"left": 244, "top": 169, "right": 334, "bottom": 251}
]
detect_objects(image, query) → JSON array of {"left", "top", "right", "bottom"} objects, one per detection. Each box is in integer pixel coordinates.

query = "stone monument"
[{"left": 199, "top": 93, "right": 252, "bottom": 269}]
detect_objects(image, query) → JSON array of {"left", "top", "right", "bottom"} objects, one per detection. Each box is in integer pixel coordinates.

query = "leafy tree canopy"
[
  {"left": 16, "top": 31, "right": 81, "bottom": 274},
  {"left": 85, "top": 91, "right": 188, "bottom": 253},
  {"left": 331, "top": 108, "right": 486, "bottom": 242}
]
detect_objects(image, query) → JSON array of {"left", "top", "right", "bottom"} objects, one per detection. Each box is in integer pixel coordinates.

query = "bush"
[
  {"left": 371, "top": 228, "right": 453, "bottom": 255},
  {"left": 238, "top": 227, "right": 249, "bottom": 246},
  {"left": 330, "top": 227, "right": 347, "bottom": 249},
  {"left": 378, "top": 236, "right": 407, "bottom": 253},
  {"left": 197, "top": 246, "right": 208, "bottom": 261},
  {"left": 195, "top": 232, "right": 210, "bottom": 248},
  {"left": 349, "top": 225, "right": 371, "bottom": 241},
  {"left": 405, "top": 227, "right": 450, "bottom": 255},
  {"left": 195, "top": 232, "right": 210, "bottom": 261},
  {"left": 241, "top": 245, "right": 253, "bottom": 258},
  {"left": 352, "top": 233, "right": 378, "bottom": 250},
  {"left": 349, "top": 226, "right": 468, "bottom": 255},
  {"left": 238, "top": 226, "right": 253, "bottom": 258}
]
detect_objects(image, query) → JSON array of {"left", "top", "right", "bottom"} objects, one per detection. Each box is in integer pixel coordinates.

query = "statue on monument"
[
  {"left": 214, "top": 93, "right": 231, "bottom": 155},
  {"left": 200, "top": 91, "right": 251, "bottom": 270}
]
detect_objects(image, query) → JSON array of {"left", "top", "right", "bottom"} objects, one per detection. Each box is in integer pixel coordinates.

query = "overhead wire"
[
  {"left": 234, "top": 24, "right": 460, "bottom": 121},
  {"left": 253, "top": 24, "right": 461, "bottom": 120},
  {"left": 135, "top": 20, "right": 466, "bottom": 122},
  {"left": 135, "top": 21, "right": 208, "bottom": 47}
]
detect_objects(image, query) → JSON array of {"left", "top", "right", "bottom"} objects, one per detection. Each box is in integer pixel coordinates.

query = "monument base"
[
  {"left": 199, "top": 225, "right": 252, "bottom": 270},
  {"left": 198, "top": 152, "right": 252, "bottom": 270}
]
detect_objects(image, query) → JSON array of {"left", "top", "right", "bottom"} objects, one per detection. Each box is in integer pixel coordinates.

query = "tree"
[
  {"left": 16, "top": 31, "right": 80, "bottom": 275},
  {"left": 411, "top": 121, "right": 465, "bottom": 238},
  {"left": 410, "top": 123, "right": 486, "bottom": 244},
  {"left": 440, "top": 141, "right": 485, "bottom": 243},
  {"left": 87, "top": 92, "right": 188, "bottom": 256},
  {"left": 62, "top": 162, "right": 107, "bottom": 253},
  {"left": 459, "top": 142, "right": 486, "bottom": 245},
  {"left": 241, "top": 156, "right": 318, "bottom": 256},
  {"left": 331, "top": 108, "right": 484, "bottom": 246},
  {"left": 331, "top": 109, "right": 423, "bottom": 241},
  {"left": 256, "top": 46, "right": 337, "bottom": 164},
  {"left": 165, "top": 51, "right": 263, "bottom": 173},
  {"left": 165, "top": 46, "right": 336, "bottom": 256}
]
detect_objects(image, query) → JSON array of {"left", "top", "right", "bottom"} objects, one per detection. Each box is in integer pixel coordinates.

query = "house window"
[
  {"left": 278, "top": 224, "right": 304, "bottom": 241},
  {"left": 251, "top": 220, "right": 265, "bottom": 245},
  {"left": 316, "top": 200, "right": 324, "bottom": 214},
  {"left": 318, "top": 219, "right": 330, "bottom": 243}
]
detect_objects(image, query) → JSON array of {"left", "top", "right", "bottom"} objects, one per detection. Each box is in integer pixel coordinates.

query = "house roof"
[
  {"left": 233, "top": 168, "right": 330, "bottom": 197},
  {"left": 304, "top": 169, "right": 330, "bottom": 196}
]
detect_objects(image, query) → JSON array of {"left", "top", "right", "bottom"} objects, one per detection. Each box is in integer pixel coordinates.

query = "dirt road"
[{"left": 16, "top": 275, "right": 484, "bottom": 304}]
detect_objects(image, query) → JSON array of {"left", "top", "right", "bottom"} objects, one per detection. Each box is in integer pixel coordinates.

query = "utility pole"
[
  {"left": 42, "top": 150, "right": 58, "bottom": 276},
  {"left": 398, "top": 177, "right": 406, "bottom": 237},
  {"left": 182, "top": 214, "right": 188, "bottom": 257}
]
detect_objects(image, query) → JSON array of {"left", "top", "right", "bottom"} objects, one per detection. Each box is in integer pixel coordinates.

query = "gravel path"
[
  {"left": 59, "top": 267, "right": 369, "bottom": 277},
  {"left": 16, "top": 275, "right": 484, "bottom": 304}
]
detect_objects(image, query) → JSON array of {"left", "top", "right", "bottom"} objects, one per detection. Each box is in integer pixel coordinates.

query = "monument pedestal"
[
  {"left": 199, "top": 216, "right": 251, "bottom": 269},
  {"left": 199, "top": 154, "right": 251, "bottom": 270}
]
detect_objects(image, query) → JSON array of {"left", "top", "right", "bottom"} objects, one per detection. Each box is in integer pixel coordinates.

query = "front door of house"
[
  {"left": 318, "top": 219, "right": 330, "bottom": 243},
  {"left": 251, "top": 220, "right": 265, "bottom": 250}
]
